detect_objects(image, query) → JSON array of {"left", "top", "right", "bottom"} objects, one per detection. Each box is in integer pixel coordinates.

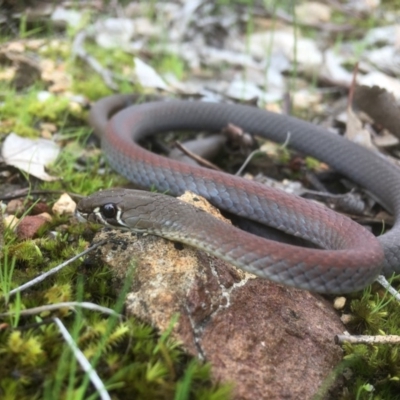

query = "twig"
[
  {"left": 335, "top": 334, "right": 400, "bottom": 345},
  {"left": 249, "top": 3, "right": 355, "bottom": 32},
  {"left": 0, "top": 188, "right": 84, "bottom": 201},
  {"left": 72, "top": 30, "right": 118, "bottom": 91},
  {"left": 7, "top": 240, "right": 106, "bottom": 297},
  {"left": 347, "top": 62, "right": 359, "bottom": 109},
  {"left": 236, "top": 130, "right": 293, "bottom": 175},
  {"left": 0, "top": 301, "right": 121, "bottom": 318},
  {"left": 273, "top": 8, "right": 354, "bottom": 33},
  {"left": 235, "top": 149, "right": 264, "bottom": 175},
  {"left": 375, "top": 275, "right": 400, "bottom": 302},
  {"left": 174, "top": 141, "right": 222, "bottom": 171},
  {"left": 54, "top": 317, "right": 111, "bottom": 400}
]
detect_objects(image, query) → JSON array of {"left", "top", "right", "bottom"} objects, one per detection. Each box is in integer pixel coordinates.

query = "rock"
[
  {"left": 4, "top": 215, "right": 19, "bottom": 231},
  {"left": 334, "top": 296, "right": 347, "bottom": 310},
  {"left": 52, "top": 193, "right": 76, "bottom": 216},
  {"left": 6, "top": 198, "right": 25, "bottom": 216},
  {"left": 15, "top": 213, "right": 52, "bottom": 240},
  {"left": 89, "top": 192, "right": 344, "bottom": 400},
  {"left": 32, "top": 201, "right": 51, "bottom": 215}
]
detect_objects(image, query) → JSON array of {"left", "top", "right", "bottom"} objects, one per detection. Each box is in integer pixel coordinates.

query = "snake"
[{"left": 77, "top": 94, "right": 400, "bottom": 294}]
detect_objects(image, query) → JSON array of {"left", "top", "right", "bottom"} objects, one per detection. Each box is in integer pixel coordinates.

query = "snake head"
[
  {"left": 76, "top": 189, "right": 129, "bottom": 228},
  {"left": 76, "top": 188, "right": 173, "bottom": 233}
]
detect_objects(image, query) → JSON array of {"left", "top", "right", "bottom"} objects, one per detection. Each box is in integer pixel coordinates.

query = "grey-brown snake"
[{"left": 77, "top": 94, "right": 400, "bottom": 294}]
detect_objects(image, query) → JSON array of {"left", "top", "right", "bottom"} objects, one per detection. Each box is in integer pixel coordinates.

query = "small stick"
[
  {"left": 0, "top": 301, "right": 121, "bottom": 318},
  {"left": 335, "top": 334, "right": 400, "bottom": 345},
  {"left": 72, "top": 30, "right": 118, "bottom": 91},
  {"left": 235, "top": 149, "right": 264, "bottom": 176},
  {"left": 175, "top": 141, "right": 222, "bottom": 170},
  {"left": 54, "top": 317, "right": 111, "bottom": 400},
  {"left": 8, "top": 240, "right": 106, "bottom": 297},
  {"left": 0, "top": 188, "right": 84, "bottom": 201},
  {"left": 375, "top": 275, "right": 400, "bottom": 302}
]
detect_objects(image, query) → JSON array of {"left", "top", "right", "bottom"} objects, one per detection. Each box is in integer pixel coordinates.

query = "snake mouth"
[
  {"left": 75, "top": 210, "right": 89, "bottom": 223},
  {"left": 75, "top": 210, "right": 106, "bottom": 226}
]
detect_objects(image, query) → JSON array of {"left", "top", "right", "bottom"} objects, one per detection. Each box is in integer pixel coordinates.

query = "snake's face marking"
[
  {"left": 92, "top": 203, "right": 129, "bottom": 228},
  {"left": 76, "top": 190, "right": 129, "bottom": 229}
]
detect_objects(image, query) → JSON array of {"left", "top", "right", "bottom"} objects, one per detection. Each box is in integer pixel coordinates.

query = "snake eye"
[{"left": 100, "top": 203, "right": 117, "bottom": 218}]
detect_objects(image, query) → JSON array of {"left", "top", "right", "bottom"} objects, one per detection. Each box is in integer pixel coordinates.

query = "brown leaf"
[
  {"left": 353, "top": 85, "right": 400, "bottom": 139},
  {"left": 345, "top": 105, "right": 373, "bottom": 148}
]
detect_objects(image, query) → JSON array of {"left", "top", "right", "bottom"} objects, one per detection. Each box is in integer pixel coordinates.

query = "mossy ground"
[
  {"left": 0, "top": 18, "right": 232, "bottom": 399},
  {"left": 0, "top": 214, "right": 232, "bottom": 400},
  {"left": 0, "top": 2, "right": 400, "bottom": 400}
]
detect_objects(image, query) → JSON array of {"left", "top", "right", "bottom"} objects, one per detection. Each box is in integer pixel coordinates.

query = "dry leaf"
[
  {"left": 295, "top": 2, "right": 331, "bottom": 24},
  {"left": 1, "top": 133, "right": 60, "bottom": 181},
  {"left": 354, "top": 85, "right": 400, "bottom": 139},
  {"left": 133, "top": 57, "right": 169, "bottom": 90},
  {"left": 345, "top": 106, "right": 373, "bottom": 148}
]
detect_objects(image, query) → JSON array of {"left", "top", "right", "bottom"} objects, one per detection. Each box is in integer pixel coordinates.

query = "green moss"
[
  {"left": 0, "top": 294, "right": 231, "bottom": 399},
  {"left": 27, "top": 96, "right": 70, "bottom": 123},
  {"left": 38, "top": 39, "right": 71, "bottom": 60},
  {"left": 70, "top": 43, "right": 141, "bottom": 99},
  {"left": 5, "top": 330, "right": 44, "bottom": 366},
  {"left": 305, "top": 156, "right": 321, "bottom": 170},
  {"left": 71, "top": 71, "right": 113, "bottom": 101},
  {"left": 155, "top": 54, "right": 186, "bottom": 80},
  {"left": 44, "top": 284, "right": 72, "bottom": 305},
  {"left": 0, "top": 219, "right": 89, "bottom": 297},
  {"left": 41, "top": 140, "right": 125, "bottom": 195},
  {"left": 0, "top": 89, "right": 74, "bottom": 137},
  {"left": 1, "top": 204, "right": 230, "bottom": 399},
  {"left": 336, "top": 283, "right": 400, "bottom": 399},
  {"left": 2, "top": 122, "right": 39, "bottom": 137},
  {"left": 8, "top": 241, "right": 43, "bottom": 265}
]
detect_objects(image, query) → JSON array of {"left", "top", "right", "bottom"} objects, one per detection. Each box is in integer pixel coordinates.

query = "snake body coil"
[{"left": 79, "top": 94, "right": 400, "bottom": 293}]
